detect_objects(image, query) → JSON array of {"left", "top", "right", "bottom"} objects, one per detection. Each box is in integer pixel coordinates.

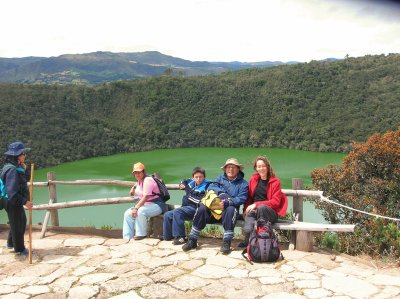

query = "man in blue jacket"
[{"left": 182, "top": 158, "right": 248, "bottom": 254}]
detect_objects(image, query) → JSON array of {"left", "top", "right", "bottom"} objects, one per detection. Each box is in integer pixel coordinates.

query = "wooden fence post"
[
  {"left": 40, "top": 198, "right": 54, "bottom": 238},
  {"left": 292, "top": 178, "right": 303, "bottom": 222},
  {"left": 47, "top": 172, "right": 59, "bottom": 226},
  {"left": 292, "top": 178, "right": 313, "bottom": 251}
]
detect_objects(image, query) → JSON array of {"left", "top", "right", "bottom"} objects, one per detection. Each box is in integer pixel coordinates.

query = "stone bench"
[{"left": 148, "top": 206, "right": 355, "bottom": 252}]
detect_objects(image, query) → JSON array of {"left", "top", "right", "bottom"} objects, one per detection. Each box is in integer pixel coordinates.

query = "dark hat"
[{"left": 4, "top": 142, "right": 31, "bottom": 156}]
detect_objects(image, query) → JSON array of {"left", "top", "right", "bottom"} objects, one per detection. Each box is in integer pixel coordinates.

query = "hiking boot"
[
  {"left": 238, "top": 240, "right": 248, "bottom": 248},
  {"left": 173, "top": 237, "right": 187, "bottom": 245},
  {"left": 221, "top": 240, "right": 231, "bottom": 254},
  {"left": 182, "top": 239, "right": 197, "bottom": 251}
]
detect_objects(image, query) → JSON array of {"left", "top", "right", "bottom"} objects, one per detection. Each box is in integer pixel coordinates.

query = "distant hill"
[{"left": 0, "top": 51, "right": 301, "bottom": 85}]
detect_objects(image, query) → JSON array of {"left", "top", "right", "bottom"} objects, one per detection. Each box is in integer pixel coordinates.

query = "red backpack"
[{"left": 242, "top": 218, "right": 283, "bottom": 264}]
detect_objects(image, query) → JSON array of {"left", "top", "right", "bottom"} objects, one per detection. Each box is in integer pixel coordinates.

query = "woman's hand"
[
  {"left": 24, "top": 201, "right": 33, "bottom": 210},
  {"left": 129, "top": 186, "right": 135, "bottom": 196},
  {"left": 245, "top": 203, "right": 256, "bottom": 216},
  {"left": 131, "top": 206, "right": 138, "bottom": 218}
]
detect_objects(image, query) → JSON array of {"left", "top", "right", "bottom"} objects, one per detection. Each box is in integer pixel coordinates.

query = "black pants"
[
  {"left": 5, "top": 201, "right": 27, "bottom": 252},
  {"left": 243, "top": 204, "right": 278, "bottom": 237}
]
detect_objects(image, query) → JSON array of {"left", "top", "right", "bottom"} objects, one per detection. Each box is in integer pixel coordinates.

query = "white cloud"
[{"left": 1, "top": 0, "right": 399, "bottom": 61}]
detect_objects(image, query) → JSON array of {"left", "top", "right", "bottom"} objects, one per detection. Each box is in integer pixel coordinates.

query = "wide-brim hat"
[
  {"left": 132, "top": 162, "right": 145, "bottom": 172},
  {"left": 4, "top": 141, "right": 31, "bottom": 156},
  {"left": 220, "top": 158, "right": 243, "bottom": 170}
]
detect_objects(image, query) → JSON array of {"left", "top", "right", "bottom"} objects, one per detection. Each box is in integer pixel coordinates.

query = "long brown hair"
[{"left": 253, "top": 155, "right": 275, "bottom": 179}]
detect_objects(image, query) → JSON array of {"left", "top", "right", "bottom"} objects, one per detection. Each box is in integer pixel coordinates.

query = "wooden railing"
[{"left": 30, "top": 172, "right": 355, "bottom": 251}]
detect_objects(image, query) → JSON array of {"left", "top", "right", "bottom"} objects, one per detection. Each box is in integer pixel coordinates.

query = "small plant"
[
  {"left": 201, "top": 224, "right": 223, "bottom": 238},
  {"left": 321, "top": 232, "right": 340, "bottom": 251},
  {"left": 184, "top": 220, "right": 192, "bottom": 236},
  {"left": 101, "top": 224, "right": 113, "bottom": 230}
]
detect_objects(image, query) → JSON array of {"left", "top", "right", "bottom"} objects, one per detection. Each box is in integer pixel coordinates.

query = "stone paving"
[{"left": 0, "top": 230, "right": 399, "bottom": 299}]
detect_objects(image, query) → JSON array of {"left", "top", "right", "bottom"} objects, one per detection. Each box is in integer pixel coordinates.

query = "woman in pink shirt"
[{"left": 123, "top": 162, "right": 167, "bottom": 240}]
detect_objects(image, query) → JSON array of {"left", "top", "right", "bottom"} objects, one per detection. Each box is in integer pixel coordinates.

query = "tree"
[{"left": 311, "top": 128, "right": 400, "bottom": 257}]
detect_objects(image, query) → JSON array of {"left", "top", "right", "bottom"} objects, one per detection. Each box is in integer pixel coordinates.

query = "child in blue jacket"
[{"left": 163, "top": 167, "right": 211, "bottom": 244}]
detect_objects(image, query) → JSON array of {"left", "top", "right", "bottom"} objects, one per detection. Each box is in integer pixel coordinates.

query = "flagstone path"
[{"left": 0, "top": 230, "right": 399, "bottom": 299}]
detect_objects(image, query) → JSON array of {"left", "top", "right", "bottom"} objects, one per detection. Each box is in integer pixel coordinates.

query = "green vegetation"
[
  {"left": 101, "top": 224, "right": 113, "bottom": 230},
  {"left": 0, "top": 54, "right": 399, "bottom": 169},
  {"left": 311, "top": 128, "right": 400, "bottom": 259},
  {"left": 319, "top": 232, "right": 340, "bottom": 251}
]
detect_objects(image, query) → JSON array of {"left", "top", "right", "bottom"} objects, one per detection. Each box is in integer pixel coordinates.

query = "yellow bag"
[{"left": 200, "top": 190, "right": 223, "bottom": 220}]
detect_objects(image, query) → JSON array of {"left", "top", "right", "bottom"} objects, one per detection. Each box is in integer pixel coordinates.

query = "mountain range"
[{"left": 0, "top": 51, "right": 312, "bottom": 85}]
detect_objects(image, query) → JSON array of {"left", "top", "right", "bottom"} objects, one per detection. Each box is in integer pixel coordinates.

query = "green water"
[{"left": 1, "top": 148, "right": 344, "bottom": 228}]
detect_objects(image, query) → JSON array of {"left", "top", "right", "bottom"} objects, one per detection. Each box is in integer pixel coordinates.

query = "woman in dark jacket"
[
  {"left": 1, "top": 142, "right": 32, "bottom": 255},
  {"left": 240, "top": 155, "right": 288, "bottom": 247}
]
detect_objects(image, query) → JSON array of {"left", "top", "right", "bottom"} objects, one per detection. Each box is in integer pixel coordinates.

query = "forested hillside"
[{"left": 0, "top": 53, "right": 399, "bottom": 168}]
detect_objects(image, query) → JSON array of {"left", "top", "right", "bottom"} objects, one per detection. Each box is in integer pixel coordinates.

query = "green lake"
[{"left": 0, "top": 148, "right": 345, "bottom": 229}]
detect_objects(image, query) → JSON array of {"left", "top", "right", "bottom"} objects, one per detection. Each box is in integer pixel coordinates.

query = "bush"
[{"left": 311, "top": 128, "right": 400, "bottom": 258}]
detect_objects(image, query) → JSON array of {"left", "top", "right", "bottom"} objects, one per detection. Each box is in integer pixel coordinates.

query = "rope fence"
[{"left": 319, "top": 195, "right": 400, "bottom": 222}]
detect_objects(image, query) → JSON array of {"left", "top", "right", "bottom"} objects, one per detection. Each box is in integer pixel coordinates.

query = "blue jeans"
[
  {"left": 163, "top": 205, "right": 196, "bottom": 240},
  {"left": 123, "top": 203, "right": 162, "bottom": 239}
]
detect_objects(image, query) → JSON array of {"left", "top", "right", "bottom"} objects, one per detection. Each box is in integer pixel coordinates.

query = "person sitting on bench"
[
  {"left": 182, "top": 158, "right": 248, "bottom": 254},
  {"left": 240, "top": 155, "right": 288, "bottom": 248},
  {"left": 163, "top": 166, "right": 211, "bottom": 245}
]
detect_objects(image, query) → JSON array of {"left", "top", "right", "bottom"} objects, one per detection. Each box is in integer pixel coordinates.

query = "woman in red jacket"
[{"left": 240, "top": 155, "right": 288, "bottom": 247}]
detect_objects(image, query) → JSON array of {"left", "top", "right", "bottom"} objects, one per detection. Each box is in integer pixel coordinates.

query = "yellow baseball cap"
[{"left": 132, "top": 162, "right": 145, "bottom": 172}]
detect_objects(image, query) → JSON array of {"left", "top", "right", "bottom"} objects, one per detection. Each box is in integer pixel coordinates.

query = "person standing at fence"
[
  {"left": 163, "top": 167, "right": 211, "bottom": 245},
  {"left": 239, "top": 155, "right": 288, "bottom": 248},
  {"left": 123, "top": 162, "right": 168, "bottom": 240},
  {"left": 1, "top": 142, "right": 33, "bottom": 256},
  {"left": 182, "top": 158, "right": 248, "bottom": 254}
]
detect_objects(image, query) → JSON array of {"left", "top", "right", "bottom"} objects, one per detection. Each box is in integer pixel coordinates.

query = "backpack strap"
[{"left": 241, "top": 248, "right": 253, "bottom": 265}]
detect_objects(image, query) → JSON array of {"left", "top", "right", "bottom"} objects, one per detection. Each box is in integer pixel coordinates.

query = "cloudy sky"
[{"left": 1, "top": 0, "right": 400, "bottom": 62}]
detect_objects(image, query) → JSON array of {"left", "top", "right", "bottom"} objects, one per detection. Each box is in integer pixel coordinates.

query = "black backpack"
[
  {"left": 151, "top": 173, "right": 170, "bottom": 202},
  {"left": 242, "top": 218, "right": 282, "bottom": 263}
]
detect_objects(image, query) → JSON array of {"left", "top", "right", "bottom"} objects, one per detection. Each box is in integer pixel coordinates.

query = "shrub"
[{"left": 311, "top": 128, "right": 400, "bottom": 258}]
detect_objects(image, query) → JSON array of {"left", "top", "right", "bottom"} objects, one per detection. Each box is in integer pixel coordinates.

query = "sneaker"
[
  {"left": 221, "top": 240, "right": 231, "bottom": 254},
  {"left": 134, "top": 236, "right": 146, "bottom": 240},
  {"left": 182, "top": 239, "right": 197, "bottom": 251},
  {"left": 15, "top": 248, "right": 29, "bottom": 256},
  {"left": 173, "top": 237, "right": 187, "bottom": 245},
  {"left": 238, "top": 240, "right": 248, "bottom": 248}
]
